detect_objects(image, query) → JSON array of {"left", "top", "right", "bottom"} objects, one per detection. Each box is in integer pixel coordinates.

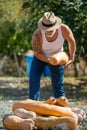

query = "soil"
[{"left": 0, "top": 77, "right": 87, "bottom": 130}]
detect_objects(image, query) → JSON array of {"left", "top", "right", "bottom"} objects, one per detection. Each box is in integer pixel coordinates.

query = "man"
[{"left": 29, "top": 11, "right": 76, "bottom": 100}]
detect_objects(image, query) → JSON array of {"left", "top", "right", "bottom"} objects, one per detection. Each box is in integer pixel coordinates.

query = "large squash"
[
  {"left": 3, "top": 114, "right": 35, "bottom": 130},
  {"left": 71, "top": 107, "right": 86, "bottom": 123},
  {"left": 49, "top": 51, "right": 69, "bottom": 65},
  {"left": 12, "top": 99, "right": 78, "bottom": 120},
  {"left": 13, "top": 108, "right": 37, "bottom": 120},
  {"left": 35, "top": 115, "right": 78, "bottom": 130}
]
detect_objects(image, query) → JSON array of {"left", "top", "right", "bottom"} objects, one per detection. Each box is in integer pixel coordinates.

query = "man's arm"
[
  {"left": 32, "top": 29, "right": 49, "bottom": 63},
  {"left": 62, "top": 24, "right": 76, "bottom": 66}
]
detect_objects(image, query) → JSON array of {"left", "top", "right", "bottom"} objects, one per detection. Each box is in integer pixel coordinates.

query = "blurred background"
[{"left": 0, "top": 0, "right": 87, "bottom": 77}]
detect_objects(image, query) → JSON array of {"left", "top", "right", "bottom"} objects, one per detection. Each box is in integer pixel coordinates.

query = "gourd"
[
  {"left": 71, "top": 107, "right": 86, "bottom": 123},
  {"left": 13, "top": 108, "right": 37, "bottom": 120},
  {"left": 12, "top": 99, "right": 78, "bottom": 120},
  {"left": 24, "top": 96, "right": 68, "bottom": 107},
  {"left": 44, "top": 96, "right": 68, "bottom": 106},
  {"left": 35, "top": 115, "right": 78, "bottom": 130},
  {"left": 55, "top": 96, "right": 69, "bottom": 106},
  {"left": 49, "top": 51, "right": 69, "bottom": 65},
  {"left": 3, "top": 114, "right": 35, "bottom": 130},
  {"left": 44, "top": 96, "right": 56, "bottom": 105}
]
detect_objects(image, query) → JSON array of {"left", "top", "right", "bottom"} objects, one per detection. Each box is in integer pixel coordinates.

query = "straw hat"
[{"left": 38, "top": 11, "right": 62, "bottom": 31}]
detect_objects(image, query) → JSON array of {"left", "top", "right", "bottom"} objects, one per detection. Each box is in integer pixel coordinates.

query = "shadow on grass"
[
  {"left": 65, "top": 77, "right": 87, "bottom": 100},
  {"left": 0, "top": 77, "right": 87, "bottom": 101}
]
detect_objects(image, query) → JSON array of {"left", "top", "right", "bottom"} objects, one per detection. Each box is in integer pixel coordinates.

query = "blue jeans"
[{"left": 29, "top": 55, "right": 65, "bottom": 100}]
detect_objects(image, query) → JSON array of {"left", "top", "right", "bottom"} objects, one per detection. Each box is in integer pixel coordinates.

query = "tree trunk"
[
  {"left": 0, "top": 56, "right": 7, "bottom": 74},
  {"left": 13, "top": 51, "right": 21, "bottom": 76}
]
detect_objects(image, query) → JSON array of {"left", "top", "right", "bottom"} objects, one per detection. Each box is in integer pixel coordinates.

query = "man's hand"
[
  {"left": 48, "top": 58, "right": 58, "bottom": 65},
  {"left": 65, "top": 59, "right": 74, "bottom": 67}
]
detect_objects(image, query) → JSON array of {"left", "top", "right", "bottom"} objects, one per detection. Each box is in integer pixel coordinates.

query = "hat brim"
[{"left": 38, "top": 16, "right": 62, "bottom": 31}]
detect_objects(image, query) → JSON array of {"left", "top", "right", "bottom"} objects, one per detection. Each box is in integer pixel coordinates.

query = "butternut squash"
[
  {"left": 55, "top": 96, "right": 69, "bottom": 106},
  {"left": 71, "top": 107, "right": 86, "bottom": 123},
  {"left": 44, "top": 96, "right": 68, "bottom": 106},
  {"left": 44, "top": 96, "right": 56, "bottom": 105},
  {"left": 49, "top": 51, "right": 69, "bottom": 65},
  {"left": 12, "top": 99, "right": 78, "bottom": 120},
  {"left": 13, "top": 108, "right": 37, "bottom": 120},
  {"left": 35, "top": 115, "right": 78, "bottom": 130},
  {"left": 3, "top": 114, "right": 35, "bottom": 130}
]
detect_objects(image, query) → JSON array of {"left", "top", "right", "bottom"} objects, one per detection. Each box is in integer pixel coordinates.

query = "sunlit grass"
[{"left": 64, "top": 76, "right": 87, "bottom": 85}]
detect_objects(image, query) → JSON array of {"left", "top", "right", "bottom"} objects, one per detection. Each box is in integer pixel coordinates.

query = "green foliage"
[
  {"left": 0, "top": 0, "right": 32, "bottom": 57},
  {"left": 74, "top": 1, "right": 87, "bottom": 60},
  {"left": 0, "top": 0, "right": 87, "bottom": 61}
]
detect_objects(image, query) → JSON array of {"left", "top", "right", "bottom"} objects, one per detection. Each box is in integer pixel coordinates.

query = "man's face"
[{"left": 45, "top": 29, "right": 56, "bottom": 37}]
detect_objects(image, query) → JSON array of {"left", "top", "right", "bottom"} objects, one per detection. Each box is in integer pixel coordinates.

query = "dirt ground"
[{"left": 0, "top": 77, "right": 87, "bottom": 129}]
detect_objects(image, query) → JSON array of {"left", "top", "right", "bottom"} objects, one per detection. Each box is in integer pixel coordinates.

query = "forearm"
[
  {"left": 34, "top": 52, "right": 49, "bottom": 63},
  {"left": 69, "top": 41, "right": 76, "bottom": 61}
]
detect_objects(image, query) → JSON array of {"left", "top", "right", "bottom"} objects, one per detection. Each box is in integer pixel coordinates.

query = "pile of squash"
[{"left": 3, "top": 96, "right": 86, "bottom": 130}]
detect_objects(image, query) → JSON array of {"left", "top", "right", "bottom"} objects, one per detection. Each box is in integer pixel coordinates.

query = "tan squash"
[
  {"left": 71, "top": 107, "right": 86, "bottom": 123},
  {"left": 24, "top": 96, "right": 68, "bottom": 107},
  {"left": 12, "top": 99, "right": 78, "bottom": 120},
  {"left": 44, "top": 96, "right": 68, "bottom": 106},
  {"left": 3, "top": 114, "right": 35, "bottom": 130},
  {"left": 44, "top": 96, "right": 56, "bottom": 105},
  {"left": 13, "top": 108, "right": 37, "bottom": 120},
  {"left": 49, "top": 51, "right": 69, "bottom": 65},
  {"left": 35, "top": 115, "right": 78, "bottom": 129},
  {"left": 55, "top": 96, "right": 69, "bottom": 106}
]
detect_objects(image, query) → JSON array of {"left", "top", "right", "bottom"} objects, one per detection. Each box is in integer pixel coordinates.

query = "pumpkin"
[
  {"left": 3, "top": 114, "right": 35, "bottom": 130},
  {"left": 35, "top": 115, "right": 78, "bottom": 130},
  {"left": 49, "top": 51, "right": 69, "bottom": 65},
  {"left": 13, "top": 108, "right": 37, "bottom": 120},
  {"left": 12, "top": 99, "right": 78, "bottom": 120}
]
